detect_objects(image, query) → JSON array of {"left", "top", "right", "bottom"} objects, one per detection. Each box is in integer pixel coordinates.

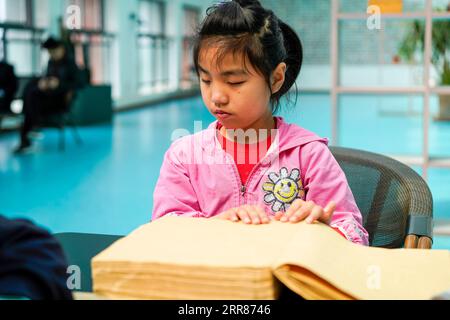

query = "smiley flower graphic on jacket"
[{"left": 262, "top": 167, "right": 305, "bottom": 213}]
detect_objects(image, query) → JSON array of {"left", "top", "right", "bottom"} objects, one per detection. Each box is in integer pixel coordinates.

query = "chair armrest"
[
  {"left": 404, "top": 215, "right": 433, "bottom": 249},
  {"left": 404, "top": 235, "right": 432, "bottom": 249}
]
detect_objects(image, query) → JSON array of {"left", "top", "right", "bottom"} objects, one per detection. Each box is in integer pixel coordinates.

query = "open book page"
[
  {"left": 274, "top": 265, "right": 354, "bottom": 300},
  {"left": 92, "top": 217, "right": 303, "bottom": 299},
  {"left": 93, "top": 217, "right": 299, "bottom": 268},
  {"left": 272, "top": 222, "right": 450, "bottom": 300}
]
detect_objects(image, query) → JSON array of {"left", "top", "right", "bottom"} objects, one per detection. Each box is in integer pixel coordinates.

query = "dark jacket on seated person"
[
  {"left": 45, "top": 54, "right": 81, "bottom": 99},
  {"left": 0, "top": 61, "right": 18, "bottom": 113},
  {"left": 0, "top": 215, "right": 73, "bottom": 300}
]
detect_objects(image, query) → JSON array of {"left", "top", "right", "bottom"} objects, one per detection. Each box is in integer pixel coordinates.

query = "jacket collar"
[{"left": 200, "top": 116, "right": 328, "bottom": 156}]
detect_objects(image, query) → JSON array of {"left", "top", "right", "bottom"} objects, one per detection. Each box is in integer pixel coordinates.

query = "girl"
[{"left": 152, "top": 0, "right": 368, "bottom": 246}]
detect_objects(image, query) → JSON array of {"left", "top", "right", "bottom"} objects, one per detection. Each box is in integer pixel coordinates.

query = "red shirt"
[{"left": 217, "top": 123, "right": 273, "bottom": 185}]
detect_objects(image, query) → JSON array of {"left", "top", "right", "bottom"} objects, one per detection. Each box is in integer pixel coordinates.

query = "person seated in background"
[
  {"left": 14, "top": 37, "right": 81, "bottom": 154},
  {"left": 0, "top": 215, "right": 73, "bottom": 300},
  {"left": 0, "top": 61, "right": 18, "bottom": 116}
]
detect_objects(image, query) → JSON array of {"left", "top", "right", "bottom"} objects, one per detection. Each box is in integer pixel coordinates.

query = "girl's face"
[{"left": 198, "top": 46, "right": 285, "bottom": 131}]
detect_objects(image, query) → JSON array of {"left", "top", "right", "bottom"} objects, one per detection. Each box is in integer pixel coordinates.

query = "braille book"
[{"left": 92, "top": 217, "right": 450, "bottom": 300}]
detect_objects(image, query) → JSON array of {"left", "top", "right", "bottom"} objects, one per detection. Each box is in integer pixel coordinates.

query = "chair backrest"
[
  {"left": 330, "top": 147, "right": 433, "bottom": 248},
  {"left": 14, "top": 76, "right": 36, "bottom": 100},
  {"left": 54, "top": 233, "right": 123, "bottom": 292}
]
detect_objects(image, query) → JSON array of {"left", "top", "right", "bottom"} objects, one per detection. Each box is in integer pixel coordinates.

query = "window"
[
  {"left": 180, "top": 7, "right": 200, "bottom": 89},
  {"left": 5, "top": 30, "right": 39, "bottom": 75},
  {"left": 33, "top": 0, "right": 50, "bottom": 29},
  {"left": 0, "top": 0, "right": 45, "bottom": 75},
  {"left": 64, "top": 0, "right": 103, "bottom": 30},
  {"left": 137, "top": 0, "right": 170, "bottom": 94},
  {"left": 64, "top": 0, "right": 119, "bottom": 97},
  {"left": 139, "top": 0, "right": 164, "bottom": 34},
  {"left": 0, "top": 0, "right": 29, "bottom": 24}
]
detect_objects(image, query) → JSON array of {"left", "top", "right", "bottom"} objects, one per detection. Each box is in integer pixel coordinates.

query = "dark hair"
[
  {"left": 41, "top": 37, "right": 64, "bottom": 50},
  {"left": 193, "top": 0, "right": 303, "bottom": 113}
]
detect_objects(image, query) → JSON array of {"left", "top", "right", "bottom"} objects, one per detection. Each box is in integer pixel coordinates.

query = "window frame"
[{"left": 0, "top": 0, "right": 44, "bottom": 76}]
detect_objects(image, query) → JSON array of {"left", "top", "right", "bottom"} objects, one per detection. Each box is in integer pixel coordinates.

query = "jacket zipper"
[
  {"left": 241, "top": 185, "right": 246, "bottom": 196},
  {"left": 220, "top": 133, "right": 277, "bottom": 205},
  {"left": 228, "top": 156, "right": 253, "bottom": 205},
  {"left": 229, "top": 160, "right": 247, "bottom": 205},
  {"left": 236, "top": 152, "right": 275, "bottom": 205}
]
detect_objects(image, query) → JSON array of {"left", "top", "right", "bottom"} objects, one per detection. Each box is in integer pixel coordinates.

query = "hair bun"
[{"left": 233, "top": 0, "right": 262, "bottom": 8}]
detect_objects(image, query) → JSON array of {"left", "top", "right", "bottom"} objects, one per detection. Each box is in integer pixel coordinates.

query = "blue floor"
[{"left": 0, "top": 93, "right": 449, "bottom": 249}]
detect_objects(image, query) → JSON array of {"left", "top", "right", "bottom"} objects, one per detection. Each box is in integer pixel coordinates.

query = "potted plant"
[{"left": 398, "top": 5, "right": 450, "bottom": 120}]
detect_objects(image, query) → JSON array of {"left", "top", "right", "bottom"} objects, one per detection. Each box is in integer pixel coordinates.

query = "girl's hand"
[
  {"left": 215, "top": 205, "right": 270, "bottom": 225},
  {"left": 38, "top": 78, "right": 49, "bottom": 91},
  {"left": 274, "top": 199, "right": 336, "bottom": 225},
  {"left": 48, "top": 77, "right": 60, "bottom": 89}
]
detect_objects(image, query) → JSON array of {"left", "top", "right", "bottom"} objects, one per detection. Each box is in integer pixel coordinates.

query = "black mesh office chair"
[{"left": 330, "top": 146, "right": 433, "bottom": 249}]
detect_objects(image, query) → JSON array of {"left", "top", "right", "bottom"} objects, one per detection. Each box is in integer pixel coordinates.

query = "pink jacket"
[{"left": 152, "top": 117, "right": 369, "bottom": 246}]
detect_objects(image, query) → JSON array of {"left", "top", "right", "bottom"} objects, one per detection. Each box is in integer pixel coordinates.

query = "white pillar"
[
  {"left": 166, "top": 0, "right": 183, "bottom": 91},
  {"left": 115, "top": 0, "right": 139, "bottom": 104}
]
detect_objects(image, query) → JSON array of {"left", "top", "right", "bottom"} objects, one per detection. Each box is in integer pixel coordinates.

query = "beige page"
[
  {"left": 92, "top": 217, "right": 450, "bottom": 300},
  {"left": 272, "top": 222, "right": 450, "bottom": 300}
]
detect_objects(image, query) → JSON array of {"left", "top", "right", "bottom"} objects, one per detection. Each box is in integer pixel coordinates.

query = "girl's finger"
[
  {"left": 228, "top": 208, "right": 239, "bottom": 222},
  {"left": 324, "top": 201, "right": 336, "bottom": 214},
  {"left": 273, "top": 211, "right": 284, "bottom": 221},
  {"left": 284, "top": 199, "right": 304, "bottom": 218},
  {"left": 215, "top": 210, "right": 230, "bottom": 220},
  {"left": 237, "top": 206, "right": 252, "bottom": 224},
  {"left": 255, "top": 206, "right": 270, "bottom": 224},
  {"left": 320, "top": 201, "right": 336, "bottom": 224},
  {"left": 305, "top": 206, "right": 324, "bottom": 224},
  {"left": 246, "top": 206, "right": 261, "bottom": 224},
  {"left": 289, "top": 201, "right": 315, "bottom": 222}
]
